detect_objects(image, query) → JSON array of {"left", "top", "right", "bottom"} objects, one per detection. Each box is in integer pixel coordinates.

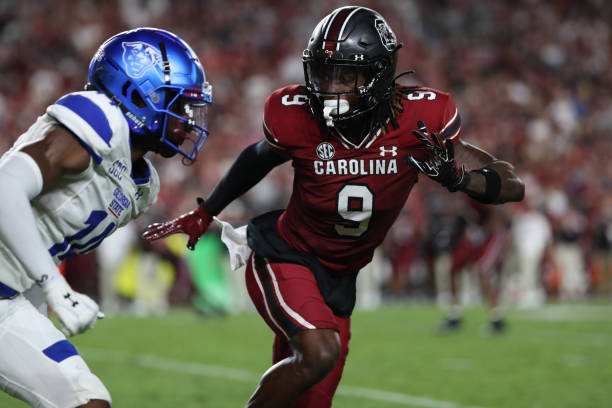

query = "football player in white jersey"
[{"left": 0, "top": 28, "right": 212, "bottom": 408}]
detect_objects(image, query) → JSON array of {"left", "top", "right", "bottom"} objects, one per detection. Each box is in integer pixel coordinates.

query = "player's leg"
[
  {"left": 247, "top": 329, "right": 341, "bottom": 408},
  {"left": 293, "top": 316, "right": 350, "bottom": 408},
  {"left": 0, "top": 294, "right": 111, "bottom": 408},
  {"left": 268, "top": 317, "right": 350, "bottom": 408},
  {"left": 476, "top": 265, "right": 506, "bottom": 334},
  {"left": 438, "top": 239, "right": 471, "bottom": 333},
  {"left": 245, "top": 254, "right": 348, "bottom": 408},
  {"left": 474, "top": 230, "right": 508, "bottom": 334}
]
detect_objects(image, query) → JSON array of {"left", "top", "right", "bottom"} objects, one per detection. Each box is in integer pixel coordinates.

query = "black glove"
[{"left": 405, "top": 121, "right": 469, "bottom": 192}]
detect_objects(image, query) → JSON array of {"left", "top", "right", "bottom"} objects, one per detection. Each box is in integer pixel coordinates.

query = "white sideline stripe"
[
  {"left": 338, "top": 386, "right": 486, "bottom": 408},
  {"left": 81, "top": 347, "right": 256, "bottom": 382},
  {"left": 80, "top": 347, "right": 487, "bottom": 408}
]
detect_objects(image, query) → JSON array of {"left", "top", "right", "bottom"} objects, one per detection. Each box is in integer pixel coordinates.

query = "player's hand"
[
  {"left": 142, "top": 197, "right": 213, "bottom": 250},
  {"left": 41, "top": 274, "right": 104, "bottom": 337},
  {"left": 405, "top": 120, "right": 469, "bottom": 192}
]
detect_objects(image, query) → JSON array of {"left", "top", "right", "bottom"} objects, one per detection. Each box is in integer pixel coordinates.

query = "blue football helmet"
[{"left": 88, "top": 28, "right": 212, "bottom": 160}]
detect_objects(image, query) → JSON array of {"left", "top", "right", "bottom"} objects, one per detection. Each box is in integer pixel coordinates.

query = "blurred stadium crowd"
[{"left": 1, "top": 0, "right": 610, "bottom": 314}]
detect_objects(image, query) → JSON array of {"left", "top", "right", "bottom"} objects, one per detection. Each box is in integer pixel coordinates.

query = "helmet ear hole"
[{"left": 131, "top": 90, "right": 146, "bottom": 108}]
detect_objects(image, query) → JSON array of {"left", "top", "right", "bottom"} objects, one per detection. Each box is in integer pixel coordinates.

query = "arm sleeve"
[
  {"left": 203, "top": 140, "right": 289, "bottom": 215},
  {"left": 0, "top": 152, "right": 61, "bottom": 285}
]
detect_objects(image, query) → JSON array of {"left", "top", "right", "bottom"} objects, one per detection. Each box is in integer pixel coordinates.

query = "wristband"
[
  {"left": 469, "top": 168, "right": 501, "bottom": 203},
  {"left": 197, "top": 197, "right": 214, "bottom": 221}
]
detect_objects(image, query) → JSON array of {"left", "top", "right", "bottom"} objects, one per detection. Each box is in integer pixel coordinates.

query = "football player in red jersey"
[
  {"left": 144, "top": 6, "right": 524, "bottom": 408},
  {"left": 437, "top": 200, "right": 512, "bottom": 335}
]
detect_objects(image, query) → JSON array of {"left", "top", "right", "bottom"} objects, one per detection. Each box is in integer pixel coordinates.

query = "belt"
[{"left": 0, "top": 281, "right": 18, "bottom": 299}]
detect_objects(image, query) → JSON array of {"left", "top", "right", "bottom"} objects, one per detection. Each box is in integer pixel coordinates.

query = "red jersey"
[{"left": 263, "top": 85, "right": 461, "bottom": 274}]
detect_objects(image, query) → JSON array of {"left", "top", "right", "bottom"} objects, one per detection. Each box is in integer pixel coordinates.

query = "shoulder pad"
[
  {"left": 46, "top": 91, "right": 130, "bottom": 164},
  {"left": 400, "top": 86, "right": 461, "bottom": 141},
  {"left": 263, "top": 85, "right": 310, "bottom": 149}
]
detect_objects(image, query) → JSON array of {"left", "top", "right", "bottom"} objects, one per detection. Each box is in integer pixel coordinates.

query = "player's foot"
[
  {"left": 484, "top": 318, "right": 507, "bottom": 336},
  {"left": 436, "top": 317, "right": 462, "bottom": 334}
]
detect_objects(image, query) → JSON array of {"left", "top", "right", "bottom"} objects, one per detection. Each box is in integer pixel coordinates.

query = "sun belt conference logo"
[
  {"left": 316, "top": 142, "right": 335, "bottom": 160},
  {"left": 122, "top": 41, "right": 162, "bottom": 78},
  {"left": 375, "top": 18, "right": 397, "bottom": 51}
]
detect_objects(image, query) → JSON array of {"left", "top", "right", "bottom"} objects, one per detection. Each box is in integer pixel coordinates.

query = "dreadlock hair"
[{"left": 369, "top": 70, "right": 417, "bottom": 136}]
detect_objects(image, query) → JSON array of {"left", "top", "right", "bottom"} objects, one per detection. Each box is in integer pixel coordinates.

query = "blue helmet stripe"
[
  {"left": 42, "top": 340, "right": 79, "bottom": 363},
  {"left": 55, "top": 94, "right": 113, "bottom": 147}
]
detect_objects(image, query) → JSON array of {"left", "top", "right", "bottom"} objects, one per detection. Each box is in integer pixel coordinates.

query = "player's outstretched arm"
[
  {"left": 0, "top": 127, "right": 103, "bottom": 336},
  {"left": 452, "top": 141, "right": 524, "bottom": 204},
  {"left": 143, "top": 197, "right": 213, "bottom": 250},
  {"left": 143, "top": 140, "right": 289, "bottom": 249},
  {"left": 406, "top": 121, "right": 524, "bottom": 204}
]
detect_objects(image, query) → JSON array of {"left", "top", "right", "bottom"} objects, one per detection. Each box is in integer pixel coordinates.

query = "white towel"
[{"left": 213, "top": 216, "right": 251, "bottom": 271}]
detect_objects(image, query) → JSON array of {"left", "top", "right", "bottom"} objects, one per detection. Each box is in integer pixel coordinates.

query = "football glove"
[
  {"left": 41, "top": 274, "right": 104, "bottom": 337},
  {"left": 405, "top": 120, "right": 469, "bottom": 192},
  {"left": 142, "top": 197, "right": 213, "bottom": 250}
]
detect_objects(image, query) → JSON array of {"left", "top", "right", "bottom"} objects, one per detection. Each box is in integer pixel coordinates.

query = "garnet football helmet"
[
  {"left": 88, "top": 28, "right": 212, "bottom": 160},
  {"left": 303, "top": 6, "right": 401, "bottom": 147}
]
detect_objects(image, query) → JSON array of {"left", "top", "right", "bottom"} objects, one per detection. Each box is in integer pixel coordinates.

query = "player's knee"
[
  {"left": 304, "top": 341, "right": 340, "bottom": 377},
  {"left": 295, "top": 330, "right": 341, "bottom": 384}
]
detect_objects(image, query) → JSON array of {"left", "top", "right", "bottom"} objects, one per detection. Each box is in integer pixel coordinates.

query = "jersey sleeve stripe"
[
  {"left": 440, "top": 114, "right": 461, "bottom": 140},
  {"left": 42, "top": 340, "right": 79, "bottom": 363},
  {"left": 55, "top": 94, "right": 113, "bottom": 147},
  {"left": 439, "top": 108, "right": 458, "bottom": 133},
  {"left": 0, "top": 281, "right": 18, "bottom": 298},
  {"left": 263, "top": 122, "right": 285, "bottom": 150}
]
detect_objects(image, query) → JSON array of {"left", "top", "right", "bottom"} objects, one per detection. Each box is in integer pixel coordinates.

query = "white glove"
[{"left": 41, "top": 274, "right": 104, "bottom": 337}]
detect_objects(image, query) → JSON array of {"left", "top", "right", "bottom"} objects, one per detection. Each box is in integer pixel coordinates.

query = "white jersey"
[{"left": 0, "top": 91, "right": 160, "bottom": 293}]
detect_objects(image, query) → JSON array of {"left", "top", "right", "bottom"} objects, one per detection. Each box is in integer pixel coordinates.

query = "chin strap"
[
  {"left": 393, "top": 70, "right": 416, "bottom": 83},
  {"left": 92, "top": 72, "right": 150, "bottom": 133}
]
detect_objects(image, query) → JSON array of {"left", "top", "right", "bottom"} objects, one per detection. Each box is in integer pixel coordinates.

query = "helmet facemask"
[
  {"left": 305, "top": 61, "right": 370, "bottom": 124},
  {"left": 153, "top": 85, "right": 212, "bottom": 159},
  {"left": 304, "top": 52, "right": 396, "bottom": 147}
]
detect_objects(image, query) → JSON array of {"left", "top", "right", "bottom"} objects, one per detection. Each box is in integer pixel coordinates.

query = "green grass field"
[{"left": 2, "top": 302, "right": 611, "bottom": 407}]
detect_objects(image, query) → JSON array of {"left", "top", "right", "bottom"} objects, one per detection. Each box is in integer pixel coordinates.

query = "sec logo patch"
[{"left": 316, "top": 142, "right": 335, "bottom": 160}]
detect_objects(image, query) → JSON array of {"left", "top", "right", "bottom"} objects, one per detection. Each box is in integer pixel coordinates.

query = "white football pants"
[{"left": 0, "top": 293, "right": 111, "bottom": 407}]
